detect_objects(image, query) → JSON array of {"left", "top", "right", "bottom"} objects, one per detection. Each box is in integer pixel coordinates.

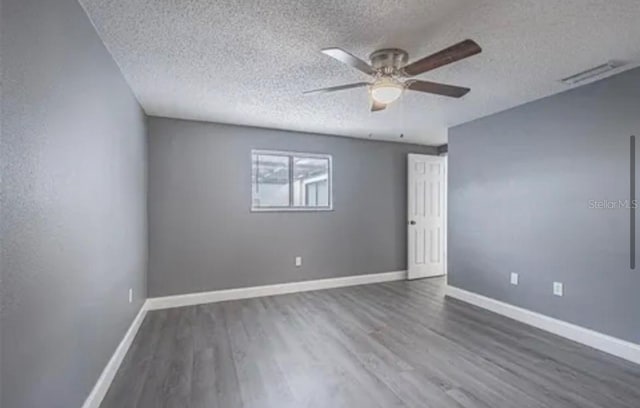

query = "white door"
[{"left": 408, "top": 154, "right": 446, "bottom": 279}]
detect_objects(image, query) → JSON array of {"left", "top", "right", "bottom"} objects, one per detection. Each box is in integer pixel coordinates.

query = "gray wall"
[
  {"left": 0, "top": 0, "right": 4, "bottom": 404},
  {"left": 0, "top": 0, "right": 148, "bottom": 407},
  {"left": 448, "top": 67, "right": 640, "bottom": 344},
  {"left": 148, "top": 117, "right": 436, "bottom": 297}
]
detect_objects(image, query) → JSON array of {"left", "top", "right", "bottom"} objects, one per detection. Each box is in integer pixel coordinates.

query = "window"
[{"left": 252, "top": 150, "right": 332, "bottom": 211}]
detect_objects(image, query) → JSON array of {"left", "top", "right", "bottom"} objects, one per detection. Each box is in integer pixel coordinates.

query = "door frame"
[{"left": 443, "top": 155, "right": 448, "bottom": 278}]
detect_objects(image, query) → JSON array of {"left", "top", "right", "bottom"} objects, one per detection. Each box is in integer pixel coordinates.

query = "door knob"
[{"left": 409, "top": 220, "right": 416, "bottom": 225}]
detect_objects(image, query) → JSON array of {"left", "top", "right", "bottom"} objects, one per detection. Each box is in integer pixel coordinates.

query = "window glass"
[
  {"left": 252, "top": 153, "right": 290, "bottom": 208},
  {"left": 293, "top": 157, "right": 330, "bottom": 208}
]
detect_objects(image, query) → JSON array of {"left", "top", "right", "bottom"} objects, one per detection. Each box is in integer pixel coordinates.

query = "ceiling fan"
[{"left": 303, "top": 39, "right": 482, "bottom": 112}]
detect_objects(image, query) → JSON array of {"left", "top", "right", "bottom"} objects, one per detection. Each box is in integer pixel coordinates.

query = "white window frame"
[{"left": 251, "top": 149, "right": 333, "bottom": 212}]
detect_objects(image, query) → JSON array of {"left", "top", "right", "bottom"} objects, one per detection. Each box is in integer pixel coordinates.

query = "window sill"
[{"left": 250, "top": 207, "right": 334, "bottom": 213}]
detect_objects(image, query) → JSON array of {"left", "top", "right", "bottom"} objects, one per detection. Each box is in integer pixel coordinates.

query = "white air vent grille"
[{"left": 560, "top": 61, "right": 625, "bottom": 85}]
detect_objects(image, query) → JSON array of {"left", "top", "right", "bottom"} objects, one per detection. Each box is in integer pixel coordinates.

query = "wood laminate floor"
[{"left": 101, "top": 277, "right": 640, "bottom": 408}]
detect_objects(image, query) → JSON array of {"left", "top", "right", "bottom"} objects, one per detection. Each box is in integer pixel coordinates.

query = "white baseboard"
[
  {"left": 82, "top": 302, "right": 149, "bottom": 408},
  {"left": 147, "top": 270, "right": 407, "bottom": 311},
  {"left": 446, "top": 285, "right": 640, "bottom": 365}
]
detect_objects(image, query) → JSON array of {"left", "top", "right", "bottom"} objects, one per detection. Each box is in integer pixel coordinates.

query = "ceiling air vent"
[{"left": 560, "top": 61, "right": 625, "bottom": 85}]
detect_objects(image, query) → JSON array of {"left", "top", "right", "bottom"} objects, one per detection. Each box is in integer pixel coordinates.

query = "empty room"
[{"left": 2, "top": 0, "right": 640, "bottom": 407}]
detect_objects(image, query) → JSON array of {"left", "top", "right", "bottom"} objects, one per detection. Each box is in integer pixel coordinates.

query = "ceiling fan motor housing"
[{"left": 369, "top": 48, "right": 409, "bottom": 75}]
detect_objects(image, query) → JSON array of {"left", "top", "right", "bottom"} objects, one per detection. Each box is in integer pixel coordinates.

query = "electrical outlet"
[
  {"left": 295, "top": 256, "right": 302, "bottom": 267},
  {"left": 129, "top": 288, "right": 133, "bottom": 303},
  {"left": 510, "top": 272, "right": 519, "bottom": 285},
  {"left": 553, "top": 282, "right": 563, "bottom": 297}
]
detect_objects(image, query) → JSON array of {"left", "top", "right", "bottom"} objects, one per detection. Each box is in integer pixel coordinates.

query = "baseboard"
[
  {"left": 82, "top": 301, "right": 149, "bottom": 408},
  {"left": 446, "top": 285, "right": 640, "bottom": 365},
  {"left": 147, "top": 270, "right": 407, "bottom": 310}
]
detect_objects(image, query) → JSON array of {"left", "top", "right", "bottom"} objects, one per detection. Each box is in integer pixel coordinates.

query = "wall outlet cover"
[
  {"left": 129, "top": 288, "right": 133, "bottom": 303},
  {"left": 295, "top": 256, "right": 302, "bottom": 267},
  {"left": 510, "top": 272, "right": 519, "bottom": 285},
  {"left": 553, "top": 282, "right": 563, "bottom": 296}
]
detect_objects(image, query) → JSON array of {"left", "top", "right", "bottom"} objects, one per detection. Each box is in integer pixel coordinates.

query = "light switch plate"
[{"left": 295, "top": 256, "right": 302, "bottom": 267}]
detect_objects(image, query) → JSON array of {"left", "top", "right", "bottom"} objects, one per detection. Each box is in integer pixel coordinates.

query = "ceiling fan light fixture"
[{"left": 370, "top": 78, "right": 404, "bottom": 105}]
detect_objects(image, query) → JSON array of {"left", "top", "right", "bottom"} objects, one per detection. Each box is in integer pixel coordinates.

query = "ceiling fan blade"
[
  {"left": 321, "top": 48, "right": 376, "bottom": 76},
  {"left": 406, "top": 80, "right": 470, "bottom": 98},
  {"left": 402, "top": 39, "right": 481, "bottom": 77},
  {"left": 371, "top": 100, "right": 386, "bottom": 112},
  {"left": 303, "top": 82, "right": 370, "bottom": 95}
]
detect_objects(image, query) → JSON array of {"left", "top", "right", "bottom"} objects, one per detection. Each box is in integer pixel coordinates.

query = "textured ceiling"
[{"left": 78, "top": 0, "right": 640, "bottom": 145}]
